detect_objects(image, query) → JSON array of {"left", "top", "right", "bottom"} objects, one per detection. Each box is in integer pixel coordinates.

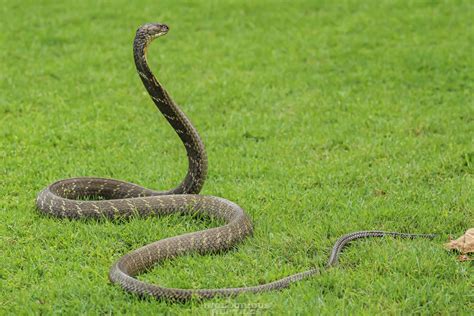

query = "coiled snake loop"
[{"left": 36, "top": 23, "right": 435, "bottom": 301}]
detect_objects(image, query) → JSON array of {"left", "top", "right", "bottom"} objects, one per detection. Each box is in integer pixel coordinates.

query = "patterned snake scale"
[{"left": 36, "top": 23, "right": 436, "bottom": 301}]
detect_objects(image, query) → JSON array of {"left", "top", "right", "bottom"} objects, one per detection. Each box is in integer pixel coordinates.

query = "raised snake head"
[{"left": 137, "top": 23, "right": 169, "bottom": 40}]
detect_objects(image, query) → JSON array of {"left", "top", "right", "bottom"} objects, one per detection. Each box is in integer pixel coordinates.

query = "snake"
[{"left": 35, "top": 23, "right": 436, "bottom": 302}]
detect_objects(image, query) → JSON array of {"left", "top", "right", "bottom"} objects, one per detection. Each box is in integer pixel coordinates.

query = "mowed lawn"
[{"left": 1, "top": 0, "right": 472, "bottom": 314}]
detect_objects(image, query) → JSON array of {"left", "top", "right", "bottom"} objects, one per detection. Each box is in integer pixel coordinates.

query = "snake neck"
[{"left": 133, "top": 31, "right": 207, "bottom": 194}]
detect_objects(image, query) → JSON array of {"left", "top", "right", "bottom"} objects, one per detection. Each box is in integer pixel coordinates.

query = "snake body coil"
[{"left": 36, "top": 23, "right": 435, "bottom": 301}]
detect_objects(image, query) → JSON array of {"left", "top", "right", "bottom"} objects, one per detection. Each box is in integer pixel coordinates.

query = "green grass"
[{"left": 1, "top": 0, "right": 473, "bottom": 314}]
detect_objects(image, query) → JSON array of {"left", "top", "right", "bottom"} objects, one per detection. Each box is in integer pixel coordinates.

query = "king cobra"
[{"left": 36, "top": 23, "right": 436, "bottom": 301}]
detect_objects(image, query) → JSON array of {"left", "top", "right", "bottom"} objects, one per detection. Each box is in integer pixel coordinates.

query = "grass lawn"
[{"left": 1, "top": 0, "right": 472, "bottom": 314}]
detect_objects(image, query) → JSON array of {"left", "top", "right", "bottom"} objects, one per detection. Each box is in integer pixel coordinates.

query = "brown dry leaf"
[
  {"left": 444, "top": 228, "right": 474, "bottom": 255},
  {"left": 457, "top": 254, "right": 473, "bottom": 262}
]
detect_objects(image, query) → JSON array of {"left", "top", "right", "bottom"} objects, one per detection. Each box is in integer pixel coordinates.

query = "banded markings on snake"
[{"left": 36, "top": 23, "right": 436, "bottom": 301}]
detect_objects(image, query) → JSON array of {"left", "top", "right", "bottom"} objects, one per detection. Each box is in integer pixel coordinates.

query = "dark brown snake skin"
[{"left": 36, "top": 23, "right": 436, "bottom": 301}]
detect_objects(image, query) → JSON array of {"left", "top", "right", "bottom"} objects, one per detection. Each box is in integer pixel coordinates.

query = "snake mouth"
[{"left": 160, "top": 24, "right": 169, "bottom": 32}]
